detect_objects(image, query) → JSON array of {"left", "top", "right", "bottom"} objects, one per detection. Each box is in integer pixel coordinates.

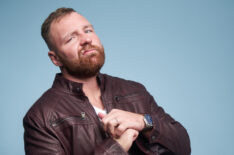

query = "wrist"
[{"left": 138, "top": 114, "right": 145, "bottom": 131}]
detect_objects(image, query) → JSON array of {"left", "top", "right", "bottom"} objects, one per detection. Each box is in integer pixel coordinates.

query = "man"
[{"left": 23, "top": 7, "right": 191, "bottom": 155}]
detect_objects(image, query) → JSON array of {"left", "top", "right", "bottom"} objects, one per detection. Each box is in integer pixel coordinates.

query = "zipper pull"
[{"left": 81, "top": 112, "right": 86, "bottom": 120}]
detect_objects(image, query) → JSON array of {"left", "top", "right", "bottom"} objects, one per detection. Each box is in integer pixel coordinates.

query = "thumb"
[
  {"left": 98, "top": 112, "right": 106, "bottom": 119},
  {"left": 132, "top": 130, "right": 139, "bottom": 141},
  {"left": 127, "top": 129, "right": 139, "bottom": 141}
]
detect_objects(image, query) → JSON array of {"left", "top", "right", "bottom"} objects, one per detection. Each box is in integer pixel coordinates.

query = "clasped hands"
[{"left": 98, "top": 109, "right": 145, "bottom": 151}]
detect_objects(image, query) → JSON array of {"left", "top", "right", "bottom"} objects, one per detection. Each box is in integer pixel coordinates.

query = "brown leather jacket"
[{"left": 23, "top": 73, "right": 190, "bottom": 155}]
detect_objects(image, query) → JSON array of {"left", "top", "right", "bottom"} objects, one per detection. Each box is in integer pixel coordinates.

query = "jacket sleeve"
[
  {"left": 23, "top": 112, "right": 128, "bottom": 155},
  {"left": 136, "top": 94, "right": 191, "bottom": 155},
  {"left": 23, "top": 113, "right": 66, "bottom": 155},
  {"left": 93, "top": 137, "right": 128, "bottom": 155}
]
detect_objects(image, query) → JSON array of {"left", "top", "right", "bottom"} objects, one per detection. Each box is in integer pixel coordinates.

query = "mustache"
[{"left": 81, "top": 44, "right": 101, "bottom": 52}]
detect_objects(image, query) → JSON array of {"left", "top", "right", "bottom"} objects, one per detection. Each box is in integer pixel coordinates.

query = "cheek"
[
  {"left": 61, "top": 45, "right": 79, "bottom": 59},
  {"left": 92, "top": 35, "right": 102, "bottom": 46}
]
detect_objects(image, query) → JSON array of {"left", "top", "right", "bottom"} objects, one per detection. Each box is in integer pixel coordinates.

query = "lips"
[
  {"left": 82, "top": 49, "right": 96, "bottom": 55},
  {"left": 80, "top": 45, "right": 101, "bottom": 56}
]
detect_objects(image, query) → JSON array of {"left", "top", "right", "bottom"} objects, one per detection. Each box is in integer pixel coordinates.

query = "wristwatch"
[{"left": 143, "top": 114, "right": 153, "bottom": 130}]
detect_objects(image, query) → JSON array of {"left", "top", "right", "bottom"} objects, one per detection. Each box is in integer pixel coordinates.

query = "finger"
[
  {"left": 101, "top": 111, "right": 120, "bottom": 131},
  {"left": 98, "top": 112, "right": 106, "bottom": 119},
  {"left": 107, "top": 118, "right": 119, "bottom": 136},
  {"left": 102, "top": 110, "right": 119, "bottom": 123},
  {"left": 132, "top": 130, "right": 139, "bottom": 141},
  {"left": 102, "top": 117, "right": 116, "bottom": 131},
  {"left": 115, "top": 123, "right": 127, "bottom": 137},
  {"left": 126, "top": 129, "right": 139, "bottom": 141},
  {"left": 103, "top": 110, "right": 142, "bottom": 131}
]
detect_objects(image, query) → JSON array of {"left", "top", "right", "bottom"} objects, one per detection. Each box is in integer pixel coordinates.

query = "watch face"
[
  {"left": 145, "top": 114, "right": 153, "bottom": 125},
  {"left": 144, "top": 114, "right": 153, "bottom": 129}
]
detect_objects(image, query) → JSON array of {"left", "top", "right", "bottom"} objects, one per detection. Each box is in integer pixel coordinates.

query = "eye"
[
  {"left": 66, "top": 36, "right": 75, "bottom": 43},
  {"left": 85, "top": 29, "right": 93, "bottom": 33}
]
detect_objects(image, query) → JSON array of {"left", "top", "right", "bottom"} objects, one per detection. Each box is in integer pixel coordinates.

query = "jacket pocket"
[
  {"left": 113, "top": 92, "right": 149, "bottom": 113},
  {"left": 49, "top": 113, "right": 97, "bottom": 154},
  {"left": 114, "top": 91, "right": 146, "bottom": 103},
  {"left": 50, "top": 112, "right": 93, "bottom": 129}
]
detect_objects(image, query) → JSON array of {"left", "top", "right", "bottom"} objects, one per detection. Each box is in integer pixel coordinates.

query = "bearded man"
[{"left": 23, "top": 8, "right": 191, "bottom": 155}]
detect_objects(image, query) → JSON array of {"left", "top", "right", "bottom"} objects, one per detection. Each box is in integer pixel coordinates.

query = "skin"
[
  {"left": 48, "top": 12, "right": 146, "bottom": 152},
  {"left": 98, "top": 110, "right": 145, "bottom": 138},
  {"left": 115, "top": 129, "right": 139, "bottom": 151},
  {"left": 48, "top": 12, "right": 103, "bottom": 82},
  {"left": 48, "top": 12, "right": 105, "bottom": 110}
]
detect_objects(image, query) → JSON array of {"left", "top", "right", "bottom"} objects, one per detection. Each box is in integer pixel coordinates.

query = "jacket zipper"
[
  {"left": 114, "top": 92, "right": 143, "bottom": 102},
  {"left": 51, "top": 113, "right": 86, "bottom": 127}
]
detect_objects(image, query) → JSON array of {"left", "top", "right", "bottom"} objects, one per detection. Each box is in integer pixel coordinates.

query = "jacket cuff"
[
  {"left": 94, "top": 137, "right": 128, "bottom": 155},
  {"left": 141, "top": 115, "right": 160, "bottom": 144}
]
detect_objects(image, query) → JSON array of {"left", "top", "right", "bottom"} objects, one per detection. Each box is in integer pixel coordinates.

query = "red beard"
[{"left": 59, "top": 44, "right": 105, "bottom": 79}]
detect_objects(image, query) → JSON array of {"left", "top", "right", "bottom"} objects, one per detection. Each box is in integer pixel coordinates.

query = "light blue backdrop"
[{"left": 1, "top": 0, "right": 233, "bottom": 154}]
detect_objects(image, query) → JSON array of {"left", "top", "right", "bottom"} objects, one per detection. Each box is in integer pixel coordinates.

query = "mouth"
[{"left": 82, "top": 49, "right": 96, "bottom": 55}]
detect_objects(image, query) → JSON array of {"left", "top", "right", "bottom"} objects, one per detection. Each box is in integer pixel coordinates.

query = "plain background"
[{"left": 1, "top": 0, "right": 233, "bottom": 154}]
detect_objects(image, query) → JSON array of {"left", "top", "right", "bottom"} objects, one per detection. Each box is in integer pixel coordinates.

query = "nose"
[{"left": 80, "top": 34, "right": 92, "bottom": 46}]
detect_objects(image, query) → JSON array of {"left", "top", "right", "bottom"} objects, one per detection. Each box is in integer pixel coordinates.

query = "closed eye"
[{"left": 66, "top": 36, "right": 75, "bottom": 43}]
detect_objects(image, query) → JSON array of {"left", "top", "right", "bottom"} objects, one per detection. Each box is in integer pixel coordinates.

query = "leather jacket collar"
[{"left": 51, "top": 73, "right": 105, "bottom": 95}]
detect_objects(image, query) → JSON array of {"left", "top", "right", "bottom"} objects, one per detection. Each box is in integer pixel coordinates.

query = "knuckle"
[
  {"left": 117, "top": 125, "right": 126, "bottom": 133},
  {"left": 107, "top": 120, "right": 115, "bottom": 128},
  {"left": 107, "top": 121, "right": 112, "bottom": 127},
  {"left": 136, "top": 131, "right": 139, "bottom": 136},
  {"left": 102, "top": 119, "right": 107, "bottom": 125}
]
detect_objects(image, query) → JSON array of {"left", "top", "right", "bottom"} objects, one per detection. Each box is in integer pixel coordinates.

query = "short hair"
[{"left": 41, "top": 7, "right": 75, "bottom": 51}]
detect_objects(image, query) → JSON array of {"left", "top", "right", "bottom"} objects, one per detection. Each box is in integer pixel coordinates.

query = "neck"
[
  {"left": 64, "top": 72, "right": 101, "bottom": 96},
  {"left": 62, "top": 72, "right": 104, "bottom": 110}
]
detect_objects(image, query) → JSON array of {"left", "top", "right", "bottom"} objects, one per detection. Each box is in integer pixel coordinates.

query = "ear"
[{"left": 48, "top": 51, "right": 63, "bottom": 67}]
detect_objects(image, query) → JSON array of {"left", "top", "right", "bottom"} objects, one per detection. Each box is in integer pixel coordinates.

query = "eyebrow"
[{"left": 83, "top": 24, "right": 94, "bottom": 29}]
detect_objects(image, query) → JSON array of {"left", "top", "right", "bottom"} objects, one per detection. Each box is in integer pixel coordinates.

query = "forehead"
[
  {"left": 53, "top": 12, "right": 90, "bottom": 27},
  {"left": 49, "top": 12, "right": 91, "bottom": 39}
]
